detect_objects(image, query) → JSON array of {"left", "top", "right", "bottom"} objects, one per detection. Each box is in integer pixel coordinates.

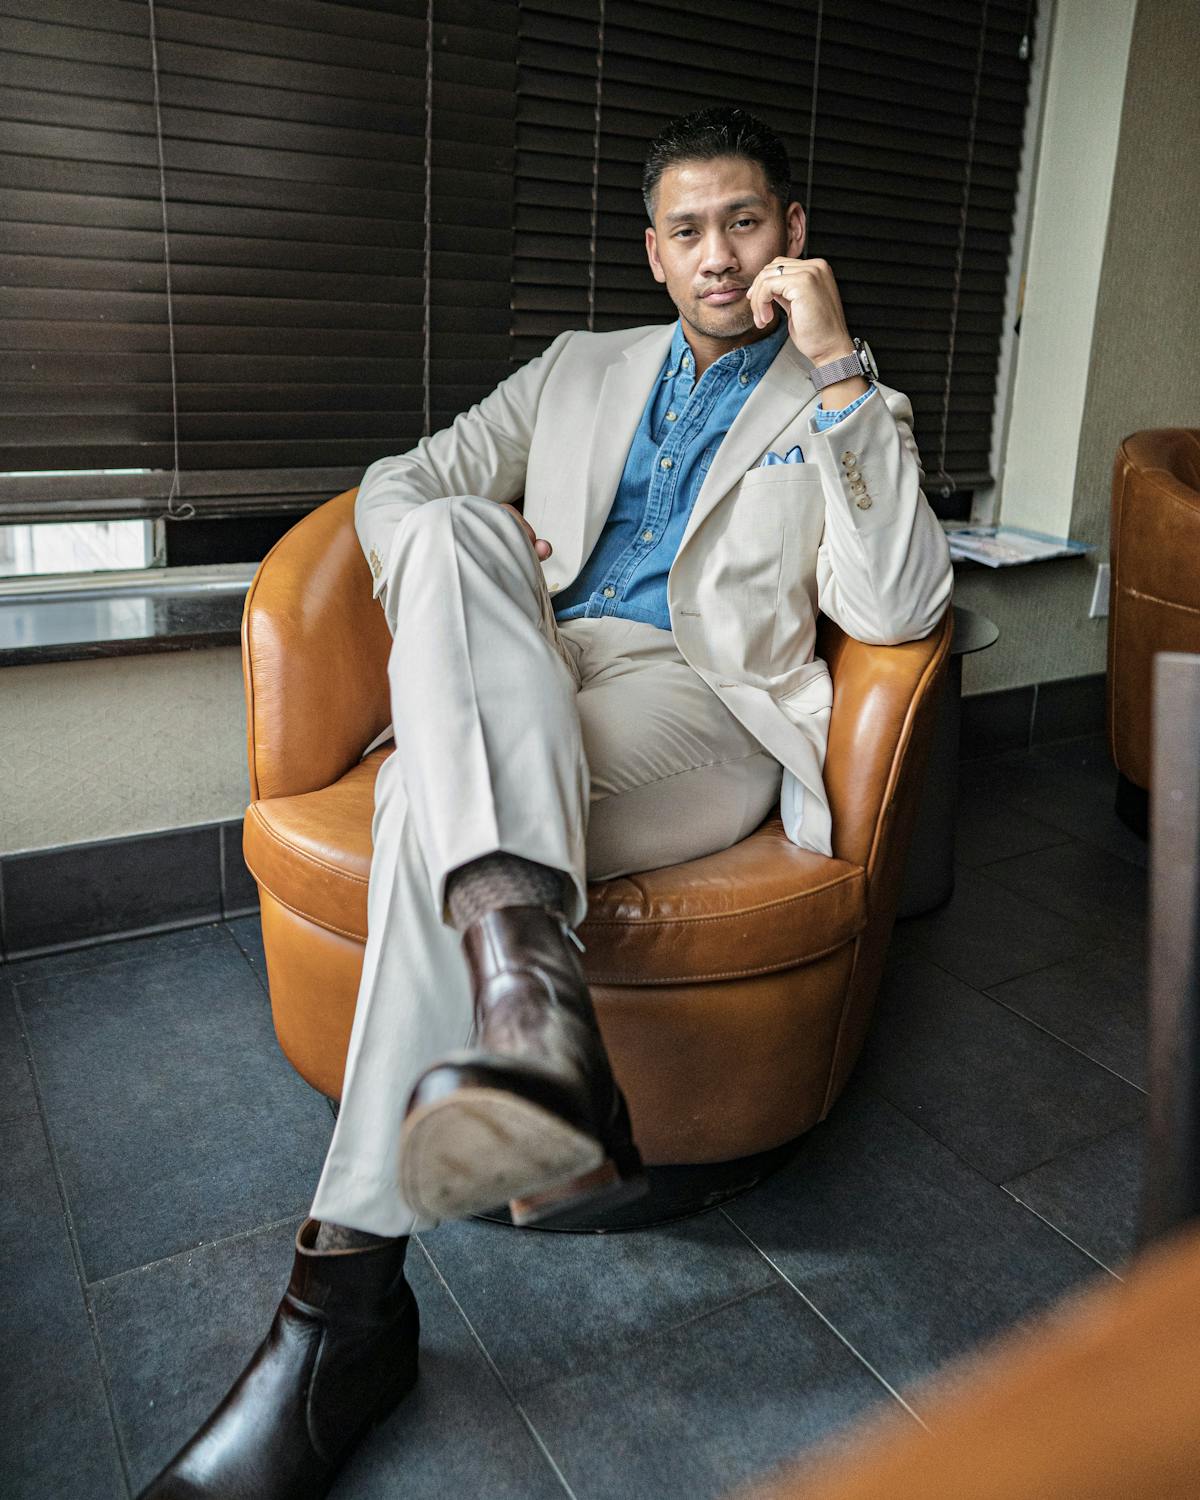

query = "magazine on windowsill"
[{"left": 942, "top": 523, "right": 1093, "bottom": 568}]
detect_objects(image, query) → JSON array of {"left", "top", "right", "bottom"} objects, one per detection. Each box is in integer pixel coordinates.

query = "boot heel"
[{"left": 509, "top": 1158, "right": 649, "bottom": 1227}]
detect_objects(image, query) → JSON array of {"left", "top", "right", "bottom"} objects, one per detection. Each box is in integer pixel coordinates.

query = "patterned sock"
[
  {"left": 313, "top": 1220, "right": 407, "bottom": 1253},
  {"left": 445, "top": 850, "right": 568, "bottom": 932}
]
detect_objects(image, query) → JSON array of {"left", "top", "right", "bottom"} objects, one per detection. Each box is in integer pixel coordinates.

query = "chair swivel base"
[{"left": 473, "top": 1135, "right": 804, "bottom": 1233}]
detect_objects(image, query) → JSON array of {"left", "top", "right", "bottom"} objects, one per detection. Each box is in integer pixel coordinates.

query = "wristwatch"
[{"left": 808, "top": 336, "right": 878, "bottom": 392}]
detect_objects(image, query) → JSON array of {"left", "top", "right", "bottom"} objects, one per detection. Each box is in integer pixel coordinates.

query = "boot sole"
[{"left": 400, "top": 1086, "right": 605, "bottom": 1222}]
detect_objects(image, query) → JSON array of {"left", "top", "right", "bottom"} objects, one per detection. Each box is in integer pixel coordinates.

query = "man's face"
[{"left": 645, "top": 155, "right": 805, "bottom": 344}]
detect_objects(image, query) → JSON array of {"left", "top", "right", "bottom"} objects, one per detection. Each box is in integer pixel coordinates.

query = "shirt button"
[
  {"left": 660, "top": 456, "right": 673, "bottom": 470},
  {"left": 603, "top": 586, "right": 616, "bottom": 598},
  {"left": 847, "top": 469, "right": 862, "bottom": 482},
  {"left": 665, "top": 410, "right": 677, "bottom": 421},
  {"left": 842, "top": 451, "right": 857, "bottom": 466},
  {"left": 739, "top": 373, "right": 749, "bottom": 386},
  {"left": 549, "top": 582, "right": 559, "bottom": 592},
  {"left": 855, "top": 497, "right": 873, "bottom": 510},
  {"left": 642, "top": 530, "right": 654, "bottom": 541}
]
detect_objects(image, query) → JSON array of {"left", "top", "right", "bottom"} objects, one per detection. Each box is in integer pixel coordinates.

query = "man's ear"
[
  {"left": 785, "top": 201, "right": 806, "bottom": 258},
  {"left": 645, "top": 226, "right": 667, "bottom": 285}
]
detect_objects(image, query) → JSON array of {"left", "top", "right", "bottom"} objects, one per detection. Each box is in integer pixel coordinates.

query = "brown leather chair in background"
[
  {"left": 241, "top": 489, "right": 951, "bottom": 1202},
  {"left": 1108, "top": 428, "right": 1200, "bottom": 832}
]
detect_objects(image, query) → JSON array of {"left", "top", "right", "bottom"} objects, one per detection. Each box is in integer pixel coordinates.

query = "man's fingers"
[
  {"left": 498, "top": 501, "right": 551, "bottom": 559},
  {"left": 749, "top": 258, "right": 819, "bottom": 327}
]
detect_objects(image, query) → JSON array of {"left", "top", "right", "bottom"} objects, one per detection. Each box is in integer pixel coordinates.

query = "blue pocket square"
[{"left": 758, "top": 445, "right": 804, "bottom": 466}]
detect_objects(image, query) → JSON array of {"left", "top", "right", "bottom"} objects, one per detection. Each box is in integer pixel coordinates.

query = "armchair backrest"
[{"left": 243, "top": 489, "right": 390, "bottom": 803}]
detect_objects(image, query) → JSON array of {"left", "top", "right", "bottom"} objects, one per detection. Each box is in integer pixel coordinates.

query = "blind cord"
[
  {"left": 803, "top": 0, "right": 823, "bottom": 236},
  {"left": 932, "top": 0, "right": 989, "bottom": 501},
  {"left": 423, "top": 0, "right": 434, "bottom": 438},
  {"left": 586, "top": 0, "right": 606, "bottom": 334},
  {"left": 146, "top": 0, "right": 194, "bottom": 520}
]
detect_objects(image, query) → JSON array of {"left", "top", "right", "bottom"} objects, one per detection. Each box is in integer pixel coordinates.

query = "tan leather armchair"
[
  {"left": 241, "top": 489, "right": 950, "bottom": 1174},
  {"left": 1108, "top": 429, "right": 1200, "bottom": 828}
]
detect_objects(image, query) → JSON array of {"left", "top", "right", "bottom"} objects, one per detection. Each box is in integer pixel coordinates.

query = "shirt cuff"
[{"left": 811, "top": 383, "right": 877, "bottom": 429}]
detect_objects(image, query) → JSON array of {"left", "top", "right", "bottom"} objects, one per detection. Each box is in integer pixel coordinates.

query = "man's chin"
[{"left": 685, "top": 302, "right": 757, "bottom": 341}]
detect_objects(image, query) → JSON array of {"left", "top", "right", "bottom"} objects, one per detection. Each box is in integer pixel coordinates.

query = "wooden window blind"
[
  {"left": 0, "top": 0, "right": 515, "bottom": 523},
  {"left": 515, "top": 0, "right": 1037, "bottom": 504},
  {"left": 1, "top": 0, "right": 1034, "bottom": 526}
]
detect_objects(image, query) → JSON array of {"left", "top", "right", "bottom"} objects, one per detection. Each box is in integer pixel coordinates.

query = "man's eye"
[
  {"left": 732, "top": 218, "right": 757, "bottom": 229},
  {"left": 673, "top": 228, "right": 696, "bottom": 239}
]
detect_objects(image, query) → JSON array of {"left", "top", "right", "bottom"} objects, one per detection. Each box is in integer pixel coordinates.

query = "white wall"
[
  {"left": 959, "top": 0, "right": 1200, "bottom": 695},
  {"left": 998, "top": 0, "right": 1136, "bottom": 538}
]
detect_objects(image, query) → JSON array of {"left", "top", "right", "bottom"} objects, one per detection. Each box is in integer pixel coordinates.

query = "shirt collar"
[{"left": 664, "top": 317, "right": 788, "bottom": 380}]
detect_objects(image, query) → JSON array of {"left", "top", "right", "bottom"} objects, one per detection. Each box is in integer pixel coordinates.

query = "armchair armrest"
[
  {"left": 819, "top": 607, "right": 953, "bottom": 879},
  {"left": 242, "top": 488, "right": 392, "bottom": 803}
]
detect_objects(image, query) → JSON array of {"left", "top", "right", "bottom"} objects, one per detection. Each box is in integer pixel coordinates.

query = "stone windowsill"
[{"left": 0, "top": 565, "right": 257, "bottom": 667}]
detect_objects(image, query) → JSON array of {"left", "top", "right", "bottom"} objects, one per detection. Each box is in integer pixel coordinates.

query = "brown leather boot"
[
  {"left": 400, "top": 904, "right": 646, "bottom": 1227},
  {"left": 138, "top": 1219, "right": 417, "bottom": 1499}
]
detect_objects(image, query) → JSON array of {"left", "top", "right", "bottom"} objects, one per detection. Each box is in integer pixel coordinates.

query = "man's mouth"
[{"left": 699, "top": 284, "right": 747, "bottom": 305}]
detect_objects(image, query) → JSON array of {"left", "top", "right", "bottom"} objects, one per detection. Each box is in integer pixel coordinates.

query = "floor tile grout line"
[
  {"left": 913, "top": 947, "right": 1146, "bottom": 1057},
  {"left": 511, "top": 1276, "right": 785, "bottom": 1405},
  {"left": 3, "top": 913, "right": 228, "bottom": 971},
  {"left": 83, "top": 1210, "right": 310, "bottom": 1292},
  {"left": 717, "top": 1209, "right": 930, "bottom": 1432},
  {"left": 910, "top": 951, "right": 1149, "bottom": 1097},
  {"left": 997, "top": 1184, "right": 1127, "bottom": 1281},
  {"left": 961, "top": 786, "right": 1149, "bottom": 874},
  {"left": 13, "top": 990, "right": 135, "bottom": 1498},
  {"left": 217, "top": 916, "right": 272, "bottom": 1001},
  {"left": 4, "top": 919, "right": 228, "bottom": 987},
  {"left": 413, "top": 1237, "right": 580, "bottom": 1500},
  {"left": 998, "top": 1111, "right": 1146, "bottom": 1190},
  {"left": 857, "top": 1081, "right": 1131, "bottom": 1275},
  {"left": 980, "top": 985, "right": 1148, "bottom": 1097}
]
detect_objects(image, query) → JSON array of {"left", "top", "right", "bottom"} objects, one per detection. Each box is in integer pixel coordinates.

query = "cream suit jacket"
[{"left": 355, "top": 322, "right": 954, "bottom": 859}]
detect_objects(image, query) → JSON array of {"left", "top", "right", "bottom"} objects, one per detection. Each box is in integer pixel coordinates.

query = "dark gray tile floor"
[{"left": 0, "top": 732, "right": 1149, "bottom": 1499}]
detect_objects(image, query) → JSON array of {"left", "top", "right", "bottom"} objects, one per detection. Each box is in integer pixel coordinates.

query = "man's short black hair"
[{"left": 642, "top": 107, "right": 792, "bottom": 221}]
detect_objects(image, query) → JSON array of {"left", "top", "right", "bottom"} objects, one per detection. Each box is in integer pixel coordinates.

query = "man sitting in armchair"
[{"left": 142, "top": 105, "right": 952, "bottom": 1498}]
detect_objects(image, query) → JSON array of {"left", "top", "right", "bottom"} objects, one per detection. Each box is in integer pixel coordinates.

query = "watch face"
[{"left": 856, "top": 338, "right": 879, "bottom": 381}]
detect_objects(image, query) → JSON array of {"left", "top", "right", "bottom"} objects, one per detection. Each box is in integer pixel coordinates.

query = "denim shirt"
[{"left": 552, "top": 319, "right": 875, "bottom": 631}]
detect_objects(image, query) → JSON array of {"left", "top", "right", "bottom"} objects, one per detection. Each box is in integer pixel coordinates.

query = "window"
[{"left": 0, "top": 0, "right": 1037, "bottom": 563}]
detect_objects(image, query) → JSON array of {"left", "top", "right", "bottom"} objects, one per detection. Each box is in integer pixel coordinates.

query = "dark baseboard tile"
[
  {"left": 1, "top": 818, "right": 258, "bottom": 961},
  {"left": 961, "top": 673, "right": 1106, "bottom": 761},
  {"left": 0, "top": 671, "right": 1105, "bottom": 956}
]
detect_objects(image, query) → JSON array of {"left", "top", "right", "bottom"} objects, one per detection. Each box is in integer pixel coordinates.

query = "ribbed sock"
[
  {"left": 445, "top": 850, "right": 567, "bottom": 932},
  {"left": 314, "top": 1220, "right": 407, "bottom": 1253}
]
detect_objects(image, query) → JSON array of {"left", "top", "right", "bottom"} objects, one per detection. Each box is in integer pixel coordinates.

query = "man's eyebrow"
[{"left": 663, "top": 196, "right": 769, "bottom": 226}]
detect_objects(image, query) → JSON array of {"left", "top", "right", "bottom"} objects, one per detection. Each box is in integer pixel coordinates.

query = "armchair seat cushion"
[{"left": 244, "top": 747, "right": 867, "bottom": 986}]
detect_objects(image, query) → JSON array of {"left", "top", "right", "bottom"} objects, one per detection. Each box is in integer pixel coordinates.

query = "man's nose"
[{"left": 698, "top": 232, "right": 737, "bottom": 277}]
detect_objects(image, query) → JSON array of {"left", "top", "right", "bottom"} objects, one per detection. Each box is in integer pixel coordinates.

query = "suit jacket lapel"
[
  {"left": 572, "top": 324, "right": 675, "bottom": 572},
  {"left": 678, "top": 337, "right": 821, "bottom": 557}
]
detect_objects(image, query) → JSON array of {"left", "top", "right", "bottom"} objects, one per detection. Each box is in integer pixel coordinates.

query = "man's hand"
[
  {"left": 747, "top": 256, "right": 854, "bottom": 366},
  {"left": 499, "top": 501, "right": 552, "bottom": 561}
]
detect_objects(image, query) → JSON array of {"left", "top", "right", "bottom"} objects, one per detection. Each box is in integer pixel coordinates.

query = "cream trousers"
[{"left": 310, "top": 495, "right": 782, "bottom": 1235}]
